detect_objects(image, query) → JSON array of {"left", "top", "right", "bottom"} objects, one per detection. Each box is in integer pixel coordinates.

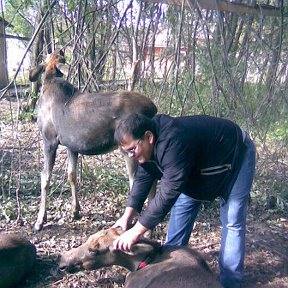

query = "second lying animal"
[
  {"left": 59, "top": 227, "right": 221, "bottom": 288},
  {"left": 0, "top": 233, "right": 36, "bottom": 288}
]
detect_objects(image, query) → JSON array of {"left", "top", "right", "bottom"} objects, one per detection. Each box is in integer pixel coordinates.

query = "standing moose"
[{"left": 29, "top": 50, "right": 157, "bottom": 231}]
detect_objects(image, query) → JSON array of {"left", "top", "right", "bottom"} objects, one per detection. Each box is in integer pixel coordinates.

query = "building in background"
[{"left": 0, "top": 17, "right": 10, "bottom": 88}]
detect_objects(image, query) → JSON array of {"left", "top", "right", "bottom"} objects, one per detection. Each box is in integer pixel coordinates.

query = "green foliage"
[
  {"left": 92, "top": 165, "right": 129, "bottom": 198},
  {"left": 19, "top": 110, "right": 35, "bottom": 122},
  {"left": 4, "top": 0, "right": 35, "bottom": 37},
  {"left": 65, "top": 0, "right": 77, "bottom": 12},
  {"left": 19, "top": 106, "right": 38, "bottom": 122},
  {"left": 80, "top": 155, "right": 129, "bottom": 199},
  {"left": 0, "top": 172, "right": 10, "bottom": 200},
  {"left": 268, "top": 120, "right": 288, "bottom": 143},
  {"left": 0, "top": 197, "right": 18, "bottom": 221}
]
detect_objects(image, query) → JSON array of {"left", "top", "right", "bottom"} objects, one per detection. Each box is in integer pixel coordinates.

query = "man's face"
[{"left": 120, "top": 131, "right": 154, "bottom": 164}]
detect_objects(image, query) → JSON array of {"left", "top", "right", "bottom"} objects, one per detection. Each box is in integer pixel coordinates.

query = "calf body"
[
  {"left": 29, "top": 51, "right": 157, "bottom": 231},
  {"left": 59, "top": 228, "right": 221, "bottom": 288},
  {"left": 0, "top": 234, "right": 36, "bottom": 288}
]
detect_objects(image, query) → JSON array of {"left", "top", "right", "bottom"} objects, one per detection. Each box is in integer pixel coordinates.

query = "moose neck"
[
  {"left": 113, "top": 251, "right": 144, "bottom": 271},
  {"left": 113, "top": 241, "right": 161, "bottom": 272}
]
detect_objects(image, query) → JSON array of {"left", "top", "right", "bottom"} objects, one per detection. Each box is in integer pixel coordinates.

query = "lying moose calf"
[
  {"left": 60, "top": 228, "right": 221, "bottom": 288},
  {"left": 0, "top": 233, "right": 36, "bottom": 288}
]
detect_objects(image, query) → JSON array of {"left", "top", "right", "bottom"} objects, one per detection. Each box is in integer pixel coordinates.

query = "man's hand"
[
  {"left": 113, "top": 221, "right": 148, "bottom": 251},
  {"left": 112, "top": 207, "right": 138, "bottom": 231}
]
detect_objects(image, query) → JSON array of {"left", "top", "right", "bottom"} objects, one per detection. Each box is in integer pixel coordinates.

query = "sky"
[{"left": 6, "top": 38, "right": 30, "bottom": 78}]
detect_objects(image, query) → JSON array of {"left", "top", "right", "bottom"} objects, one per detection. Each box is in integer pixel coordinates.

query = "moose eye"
[{"left": 88, "top": 248, "right": 100, "bottom": 255}]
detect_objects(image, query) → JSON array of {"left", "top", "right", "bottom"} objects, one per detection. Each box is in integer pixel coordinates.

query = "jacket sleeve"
[
  {"left": 139, "top": 137, "right": 193, "bottom": 229},
  {"left": 126, "top": 164, "right": 155, "bottom": 213}
]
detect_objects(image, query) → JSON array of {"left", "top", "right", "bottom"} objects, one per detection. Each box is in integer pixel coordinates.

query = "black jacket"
[{"left": 127, "top": 114, "right": 247, "bottom": 229}]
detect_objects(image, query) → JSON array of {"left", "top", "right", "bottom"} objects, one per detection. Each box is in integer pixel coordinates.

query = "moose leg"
[
  {"left": 67, "top": 150, "right": 80, "bottom": 220},
  {"left": 123, "top": 153, "right": 157, "bottom": 200},
  {"left": 124, "top": 154, "right": 157, "bottom": 238},
  {"left": 34, "top": 142, "right": 57, "bottom": 231},
  {"left": 144, "top": 181, "right": 157, "bottom": 239},
  {"left": 124, "top": 154, "right": 137, "bottom": 189}
]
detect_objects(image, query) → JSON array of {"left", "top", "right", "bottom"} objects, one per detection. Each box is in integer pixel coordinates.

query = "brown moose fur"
[
  {"left": 0, "top": 233, "right": 36, "bottom": 288},
  {"left": 59, "top": 228, "right": 221, "bottom": 288}
]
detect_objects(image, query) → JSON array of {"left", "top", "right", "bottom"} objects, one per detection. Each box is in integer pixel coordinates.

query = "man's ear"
[
  {"left": 56, "top": 63, "right": 69, "bottom": 77},
  {"left": 145, "top": 131, "right": 154, "bottom": 144}
]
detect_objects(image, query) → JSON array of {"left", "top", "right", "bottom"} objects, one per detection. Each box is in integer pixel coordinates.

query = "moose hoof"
[
  {"left": 33, "top": 222, "right": 44, "bottom": 232},
  {"left": 33, "top": 212, "right": 47, "bottom": 231},
  {"left": 72, "top": 211, "right": 81, "bottom": 220}
]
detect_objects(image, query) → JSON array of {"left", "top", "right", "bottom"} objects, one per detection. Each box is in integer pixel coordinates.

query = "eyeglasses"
[{"left": 123, "top": 139, "right": 141, "bottom": 157}]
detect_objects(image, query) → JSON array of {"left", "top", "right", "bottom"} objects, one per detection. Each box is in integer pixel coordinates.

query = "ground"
[{"left": 0, "top": 97, "right": 287, "bottom": 287}]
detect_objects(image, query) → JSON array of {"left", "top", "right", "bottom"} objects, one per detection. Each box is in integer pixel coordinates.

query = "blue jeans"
[{"left": 165, "top": 137, "right": 256, "bottom": 288}]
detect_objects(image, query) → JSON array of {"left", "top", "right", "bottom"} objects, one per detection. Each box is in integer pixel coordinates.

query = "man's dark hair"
[{"left": 115, "top": 113, "right": 156, "bottom": 144}]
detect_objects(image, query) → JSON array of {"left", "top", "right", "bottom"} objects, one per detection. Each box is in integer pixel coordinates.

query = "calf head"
[
  {"left": 29, "top": 49, "right": 68, "bottom": 82},
  {"left": 59, "top": 228, "right": 121, "bottom": 272},
  {"left": 59, "top": 227, "right": 157, "bottom": 273}
]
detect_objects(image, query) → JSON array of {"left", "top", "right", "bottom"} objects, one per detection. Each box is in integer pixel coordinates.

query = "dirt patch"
[{"left": 1, "top": 194, "right": 287, "bottom": 288}]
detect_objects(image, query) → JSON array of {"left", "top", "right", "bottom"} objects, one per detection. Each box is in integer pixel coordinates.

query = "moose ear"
[
  {"left": 59, "top": 49, "right": 65, "bottom": 57},
  {"left": 88, "top": 239, "right": 102, "bottom": 252},
  {"left": 56, "top": 63, "right": 69, "bottom": 77},
  {"left": 109, "top": 227, "right": 124, "bottom": 237},
  {"left": 29, "top": 64, "right": 45, "bottom": 82},
  {"left": 130, "top": 242, "right": 155, "bottom": 256}
]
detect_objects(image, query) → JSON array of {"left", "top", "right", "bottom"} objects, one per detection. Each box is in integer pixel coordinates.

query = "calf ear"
[
  {"left": 56, "top": 63, "right": 69, "bottom": 77},
  {"left": 59, "top": 49, "right": 65, "bottom": 57},
  {"left": 130, "top": 242, "right": 155, "bottom": 256},
  {"left": 109, "top": 227, "right": 124, "bottom": 238},
  {"left": 29, "top": 64, "right": 45, "bottom": 82},
  {"left": 88, "top": 246, "right": 100, "bottom": 255},
  {"left": 108, "top": 243, "right": 154, "bottom": 256}
]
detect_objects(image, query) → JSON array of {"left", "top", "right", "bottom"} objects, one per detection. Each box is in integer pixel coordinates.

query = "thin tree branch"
[{"left": 0, "top": 0, "right": 57, "bottom": 99}]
